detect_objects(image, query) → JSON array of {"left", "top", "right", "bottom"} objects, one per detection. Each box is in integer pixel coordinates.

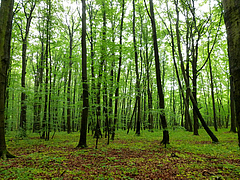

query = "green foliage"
[{"left": 5, "top": 0, "right": 230, "bottom": 138}]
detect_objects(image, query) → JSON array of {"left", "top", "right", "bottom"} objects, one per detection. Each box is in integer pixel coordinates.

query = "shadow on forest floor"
[{"left": 1, "top": 128, "right": 240, "bottom": 179}]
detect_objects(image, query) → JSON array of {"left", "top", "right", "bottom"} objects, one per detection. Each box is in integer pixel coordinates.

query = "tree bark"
[
  {"left": 222, "top": 0, "right": 240, "bottom": 146},
  {"left": 94, "top": 1, "right": 106, "bottom": 144},
  {"left": 41, "top": 0, "right": 51, "bottom": 140},
  {"left": 208, "top": 40, "right": 217, "bottom": 131},
  {"left": 0, "top": 0, "right": 15, "bottom": 159},
  {"left": 67, "top": 34, "right": 73, "bottom": 134},
  {"left": 148, "top": 0, "right": 169, "bottom": 144},
  {"left": 33, "top": 25, "right": 44, "bottom": 133},
  {"left": 229, "top": 76, "right": 237, "bottom": 132},
  {"left": 112, "top": 0, "right": 125, "bottom": 141},
  {"left": 174, "top": 0, "right": 218, "bottom": 142},
  {"left": 133, "top": 0, "right": 141, "bottom": 136},
  {"left": 77, "top": 0, "right": 89, "bottom": 148},
  {"left": 144, "top": 30, "right": 153, "bottom": 131},
  {"left": 18, "top": 2, "right": 36, "bottom": 137}
]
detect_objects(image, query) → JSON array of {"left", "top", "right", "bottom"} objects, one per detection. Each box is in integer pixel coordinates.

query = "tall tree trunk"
[
  {"left": 61, "top": 65, "right": 67, "bottom": 131},
  {"left": 33, "top": 52, "right": 40, "bottom": 133},
  {"left": 185, "top": 9, "right": 192, "bottom": 131},
  {"left": 94, "top": 2, "right": 106, "bottom": 147},
  {"left": 67, "top": 30, "right": 73, "bottom": 134},
  {"left": 191, "top": 34, "right": 200, "bottom": 135},
  {"left": 142, "top": 23, "right": 153, "bottom": 131},
  {"left": 103, "top": 58, "right": 108, "bottom": 138},
  {"left": 33, "top": 18, "right": 45, "bottom": 133},
  {"left": 222, "top": 0, "right": 240, "bottom": 146},
  {"left": 133, "top": 0, "right": 141, "bottom": 135},
  {"left": 0, "top": 0, "right": 15, "bottom": 159},
  {"left": 107, "top": 4, "right": 116, "bottom": 144},
  {"left": 112, "top": 0, "right": 125, "bottom": 140},
  {"left": 77, "top": 0, "right": 89, "bottom": 148},
  {"left": 52, "top": 60, "right": 59, "bottom": 133},
  {"left": 172, "top": 66, "right": 176, "bottom": 125},
  {"left": 87, "top": 0, "right": 97, "bottom": 137},
  {"left": 174, "top": 0, "right": 218, "bottom": 142},
  {"left": 148, "top": 0, "right": 169, "bottom": 144},
  {"left": 46, "top": 0, "right": 52, "bottom": 140},
  {"left": 18, "top": 2, "right": 36, "bottom": 137},
  {"left": 41, "top": 0, "right": 51, "bottom": 140},
  {"left": 208, "top": 38, "right": 217, "bottom": 131}
]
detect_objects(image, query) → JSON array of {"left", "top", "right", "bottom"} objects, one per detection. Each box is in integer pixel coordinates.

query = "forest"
[{"left": 0, "top": 0, "right": 240, "bottom": 179}]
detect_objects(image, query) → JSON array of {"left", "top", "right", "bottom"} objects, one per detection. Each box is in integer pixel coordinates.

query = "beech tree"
[
  {"left": 77, "top": 0, "right": 88, "bottom": 148},
  {"left": 112, "top": 0, "right": 125, "bottom": 141},
  {"left": 147, "top": 0, "right": 169, "bottom": 144},
  {"left": 16, "top": 0, "right": 36, "bottom": 137},
  {"left": 0, "top": 0, "right": 15, "bottom": 159},
  {"left": 222, "top": 0, "right": 240, "bottom": 146},
  {"left": 133, "top": 0, "right": 141, "bottom": 135}
]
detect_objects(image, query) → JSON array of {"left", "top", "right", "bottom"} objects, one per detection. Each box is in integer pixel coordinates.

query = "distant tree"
[
  {"left": 16, "top": 0, "right": 36, "bottom": 137},
  {"left": 33, "top": 12, "right": 45, "bottom": 133},
  {"left": 63, "top": 9, "right": 81, "bottom": 134},
  {"left": 133, "top": 0, "right": 141, "bottom": 136},
  {"left": 77, "top": 0, "right": 89, "bottom": 148},
  {"left": 112, "top": 0, "right": 125, "bottom": 141},
  {"left": 41, "top": 0, "right": 51, "bottom": 140},
  {"left": 0, "top": 0, "right": 15, "bottom": 159},
  {"left": 94, "top": 0, "right": 106, "bottom": 149},
  {"left": 173, "top": 0, "right": 218, "bottom": 143},
  {"left": 222, "top": 0, "right": 240, "bottom": 146}
]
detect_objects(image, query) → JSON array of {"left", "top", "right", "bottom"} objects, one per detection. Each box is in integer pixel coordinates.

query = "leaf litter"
[{"left": 1, "top": 130, "right": 240, "bottom": 179}]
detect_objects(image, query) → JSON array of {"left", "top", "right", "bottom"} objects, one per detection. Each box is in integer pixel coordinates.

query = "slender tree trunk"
[
  {"left": 133, "top": 0, "right": 141, "bottom": 135},
  {"left": 148, "top": 0, "right": 169, "bottom": 144},
  {"left": 143, "top": 25, "right": 153, "bottom": 131},
  {"left": 103, "top": 59, "right": 108, "bottom": 138},
  {"left": 33, "top": 46, "right": 43, "bottom": 133},
  {"left": 67, "top": 33, "right": 73, "bottom": 134},
  {"left": 107, "top": 6, "right": 116, "bottom": 144},
  {"left": 20, "top": 39, "right": 27, "bottom": 136},
  {"left": 61, "top": 61, "right": 68, "bottom": 131},
  {"left": 41, "top": 1, "right": 51, "bottom": 139},
  {"left": 185, "top": 11, "right": 192, "bottom": 131},
  {"left": 46, "top": 1, "right": 52, "bottom": 140},
  {"left": 174, "top": 0, "right": 218, "bottom": 142},
  {"left": 191, "top": 36, "right": 199, "bottom": 135},
  {"left": 112, "top": 0, "right": 125, "bottom": 140},
  {"left": 201, "top": 74, "right": 209, "bottom": 125},
  {"left": 94, "top": 2, "right": 107, "bottom": 146},
  {"left": 208, "top": 39, "right": 217, "bottom": 131},
  {"left": 172, "top": 66, "right": 176, "bottom": 125},
  {"left": 33, "top": 52, "right": 40, "bottom": 133},
  {"left": 77, "top": 0, "right": 88, "bottom": 148},
  {"left": 19, "top": 2, "right": 36, "bottom": 137},
  {"left": 52, "top": 60, "right": 59, "bottom": 134}
]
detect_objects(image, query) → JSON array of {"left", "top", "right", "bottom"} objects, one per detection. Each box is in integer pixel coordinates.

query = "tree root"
[{"left": 0, "top": 150, "right": 16, "bottom": 160}]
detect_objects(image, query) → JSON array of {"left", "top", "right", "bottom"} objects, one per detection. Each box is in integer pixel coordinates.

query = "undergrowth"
[{"left": 1, "top": 128, "right": 240, "bottom": 179}]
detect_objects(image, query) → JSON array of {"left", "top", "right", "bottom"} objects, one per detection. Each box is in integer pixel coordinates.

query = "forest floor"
[{"left": 0, "top": 128, "right": 240, "bottom": 179}]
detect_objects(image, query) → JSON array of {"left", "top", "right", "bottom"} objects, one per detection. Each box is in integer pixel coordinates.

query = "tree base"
[
  {"left": 76, "top": 144, "right": 87, "bottom": 149},
  {"left": 160, "top": 130, "right": 170, "bottom": 147},
  {"left": 0, "top": 150, "right": 16, "bottom": 159}
]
